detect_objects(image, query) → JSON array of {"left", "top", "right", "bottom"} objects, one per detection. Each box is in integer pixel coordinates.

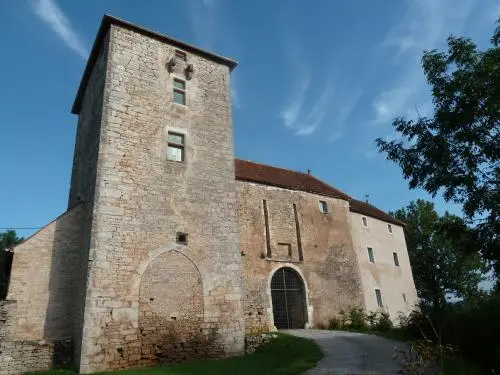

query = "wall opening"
[
  {"left": 139, "top": 251, "right": 207, "bottom": 364},
  {"left": 270, "top": 267, "right": 306, "bottom": 329}
]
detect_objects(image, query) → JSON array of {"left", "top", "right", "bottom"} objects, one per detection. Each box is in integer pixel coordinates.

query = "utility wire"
[{"left": 0, "top": 227, "right": 42, "bottom": 230}]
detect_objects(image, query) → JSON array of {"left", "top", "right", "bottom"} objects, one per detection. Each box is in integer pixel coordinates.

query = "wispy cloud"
[
  {"left": 187, "top": 0, "right": 218, "bottom": 50},
  {"left": 280, "top": 37, "right": 337, "bottom": 137},
  {"left": 328, "top": 90, "right": 363, "bottom": 142},
  {"left": 231, "top": 74, "right": 241, "bottom": 109},
  {"left": 281, "top": 72, "right": 310, "bottom": 128},
  {"left": 371, "top": 0, "right": 478, "bottom": 126},
  {"left": 294, "top": 81, "right": 333, "bottom": 136},
  {"left": 32, "top": 0, "right": 88, "bottom": 59}
]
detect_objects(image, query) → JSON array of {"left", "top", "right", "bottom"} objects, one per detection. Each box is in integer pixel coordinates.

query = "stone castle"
[{"left": 0, "top": 15, "right": 418, "bottom": 375}]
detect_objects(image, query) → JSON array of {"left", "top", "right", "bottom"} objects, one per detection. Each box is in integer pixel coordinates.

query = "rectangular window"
[
  {"left": 393, "top": 252, "right": 400, "bottom": 267},
  {"left": 167, "top": 132, "right": 185, "bottom": 162},
  {"left": 173, "top": 78, "right": 186, "bottom": 105},
  {"left": 375, "top": 289, "right": 383, "bottom": 308},
  {"left": 362, "top": 216, "right": 368, "bottom": 227},
  {"left": 388, "top": 224, "right": 393, "bottom": 233},
  {"left": 367, "top": 247, "right": 375, "bottom": 263},
  {"left": 175, "top": 50, "right": 187, "bottom": 61},
  {"left": 319, "top": 200, "right": 328, "bottom": 213},
  {"left": 403, "top": 293, "right": 407, "bottom": 303}
]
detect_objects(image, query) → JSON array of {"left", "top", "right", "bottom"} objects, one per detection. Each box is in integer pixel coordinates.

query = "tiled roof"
[
  {"left": 349, "top": 199, "right": 405, "bottom": 226},
  {"left": 234, "top": 159, "right": 351, "bottom": 201}
]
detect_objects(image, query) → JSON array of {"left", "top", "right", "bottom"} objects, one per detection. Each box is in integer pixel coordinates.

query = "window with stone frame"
[
  {"left": 375, "top": 288, "right": 383, "bottom": 308},
  {"left": 367, "top": 247, "right": 375, "bottom": 263},
  {"left": 175, "top": 50, "right": 187, "bottom": 61},
  {"left": 167, "top": 132, "right": 185, "bottom": 162},
  {"left": 362, "top": 216, "right": 368, "bottom": 227},
  {"left": 319, "top": 200, "right": 328, "bottom": 213},
  {"left": 173, "top": 78, "right": 186, "bottom": 105},
  {"left": 393, "top": 252, "right": 400, "bottom": 267}
]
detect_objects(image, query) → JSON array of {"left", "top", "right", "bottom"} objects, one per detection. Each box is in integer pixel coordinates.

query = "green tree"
[
  {"left": 377, "top": 21, "right": 500, "bottom": 274},
  {"left": 393, "top": 200, "right": 487, "bottom": 311},
  {"left": 0, "top": 230, "right": 23, "bottom": 299}
]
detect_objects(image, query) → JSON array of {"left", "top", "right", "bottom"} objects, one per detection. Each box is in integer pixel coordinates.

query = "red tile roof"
[
  {"left": 349, "top": 199, "right": 405, "bottom": 226},
  {"left": 234, "top": 159, "right": 351, "bottom": 201}
]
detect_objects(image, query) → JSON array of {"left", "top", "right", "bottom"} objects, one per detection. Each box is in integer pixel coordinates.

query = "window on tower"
[
  {"left": 173, "top": 78, "right": 186, "bottom": 105},
  {"left": 167, "top": 132, "right": 185, "bottom": 162}
]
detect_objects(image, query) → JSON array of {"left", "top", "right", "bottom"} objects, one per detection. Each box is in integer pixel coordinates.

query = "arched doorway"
[
  {"left": 139, "top": 251, "right": 205, "bottom": 363},
  {"left": 270, "top": 267, "right": 306, "bottom": 329}
]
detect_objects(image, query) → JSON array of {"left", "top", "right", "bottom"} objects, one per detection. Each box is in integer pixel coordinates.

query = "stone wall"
[
  {"left": 138, "top": 251, "right": 218, "bottom": 364},
  {"left": 67, "top": 29, "right": 110, "bottom": 371},
  {"left": 77, "top": 23, "right": 244, "bottom": 373},
  {"left": 4, "top": 203, "right": 85, "bottom": 343},
  {"left": 0, "top": 307, "right": 73, "bottom": 375},
  {"left": 237, "top": 181, "right": 364, "bottom": 332},
  {"left": 244, "top": 333, "right": 277, "bottom": 354}
]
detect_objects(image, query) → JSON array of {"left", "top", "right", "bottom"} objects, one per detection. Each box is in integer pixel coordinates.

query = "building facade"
[{"left": 0, "top": 15, "right": 418, "bottom": 375}]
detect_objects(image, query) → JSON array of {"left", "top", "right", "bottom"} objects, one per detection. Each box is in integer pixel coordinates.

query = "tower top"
[{"left": 71, "top": 14, "right": 238, "bottom": 115}]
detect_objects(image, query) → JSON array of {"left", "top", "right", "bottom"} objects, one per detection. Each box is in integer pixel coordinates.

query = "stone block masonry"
[
  {"left": 0, "top": 204, "right": 86, "bottom": 375},
  {"left": 75, "top": 20, "right": 244, "bottom": 373}
]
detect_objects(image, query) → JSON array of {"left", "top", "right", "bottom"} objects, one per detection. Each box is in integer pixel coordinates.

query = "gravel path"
[{"left": 286, "top": 329, "right": 410, "bottom": 375}]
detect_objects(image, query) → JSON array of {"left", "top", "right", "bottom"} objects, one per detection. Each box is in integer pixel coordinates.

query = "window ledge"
[
  {"left": 166, "top": 160, "right": 186, "bottom": 166},
  {"left": 173, "top": 102, "right": 189, "bottom": 110}
]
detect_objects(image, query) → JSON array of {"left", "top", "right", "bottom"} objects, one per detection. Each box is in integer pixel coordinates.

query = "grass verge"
[{"left": 26, "top": 333, "right": 323, "bottom": 375}]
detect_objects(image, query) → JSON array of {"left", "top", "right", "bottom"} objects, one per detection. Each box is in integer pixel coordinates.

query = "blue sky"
[{"left": 0, "top": 0, "right": 498, "bottom": 238}]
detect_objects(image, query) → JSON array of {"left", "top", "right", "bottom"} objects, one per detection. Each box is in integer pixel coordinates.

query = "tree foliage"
[
  {"left": 0, "top": 230, "right": 23, "bottom": 299},
  {"left": 377, "top": 21, "right": 500, "bottom": 272},
  {"left": 393, "top": 200, "right": 488, "bottom": 310}
]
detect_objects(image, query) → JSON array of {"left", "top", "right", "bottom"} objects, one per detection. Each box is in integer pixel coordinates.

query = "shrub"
[
  {"left": 373, "top": 311, "right": 393, "bottom": 332},
  {"left": 366, "top": 311, "right": 378, "bottom": 329},
  {"left": 347, "top": 307, "right": 368, "bottom": 330},
  {"left": 327, "top": 316, "right": 341, "bottom": 330},
  {"left": 315, "top": 321, "right": 327, "bottom": 330}
]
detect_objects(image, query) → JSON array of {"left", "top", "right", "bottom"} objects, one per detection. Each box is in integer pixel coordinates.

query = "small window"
[
  {"left": 393, "top": 252, "right": 400, "bottom": 267},
  {"left": 175, "top": 50, "right": 187, "bottom": 61},
  {"left": 319, "top": 200, "right": 328, "bottom": 213},
  {"left": 167, "top": 132, "right": 185, "bottom": 162},
  {"left": 403, "top": 293, "right": 407, "bottom": 303},
  {"left": 176, "top": 232, "right": 188, "bottom": 244},
  {"left": 173, "top": 78, "right": 186, "bottom": 105},
  {"left": 362, "top": 216, "right": 368, "bottom": 227},
  {"left": 367, "top": 247, "right": 375, "bottom": 263},
  {"left": 388, "top": 224, "right": 393, "bottom": 233},
  {"left": 375, "top": 289, "right": 383, "bottom": 308}
]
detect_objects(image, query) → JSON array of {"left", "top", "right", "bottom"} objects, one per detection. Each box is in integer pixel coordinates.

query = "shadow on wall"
[{"left": 43, "top": 203, "right": 88, "bottom": 369}]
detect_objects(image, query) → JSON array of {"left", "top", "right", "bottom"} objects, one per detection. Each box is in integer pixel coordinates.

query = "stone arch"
[
  {"left": 267, "top": 264, "right": 313, "bottom": 329},
  {"left": 138, "top": 250, "right": 205, "bottom": 364}
]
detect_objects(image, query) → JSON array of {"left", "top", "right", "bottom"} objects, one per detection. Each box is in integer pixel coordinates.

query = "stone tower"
[{"left": 69, "top": 15, "right": 243, "bottom": 373}]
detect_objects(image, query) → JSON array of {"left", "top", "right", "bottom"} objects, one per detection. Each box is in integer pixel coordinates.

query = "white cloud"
[
  {"left": 188, "top": 0, "right": 218, "bottom": 49},
  {"left": 32, "top": 0, "right": 88, "bottom": 59},
  {"left": 371, "top": 0, "right": 478, "bottom": 125},
  {"left": 231, "top": 75, "right": 241, "bottom": 109},
  {"left": 328, "top": 90, "right": 363, "bottom": 142},
  {"left": 281, "top": 75, "right": 334, "bottom": 136},
  {"left": 281, "top": 72, "right": 310, "bottom": 128}
]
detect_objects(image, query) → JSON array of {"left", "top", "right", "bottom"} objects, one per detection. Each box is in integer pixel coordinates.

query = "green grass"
[{"left": 26, "top": 334, "right": 323, "bottom": 375}]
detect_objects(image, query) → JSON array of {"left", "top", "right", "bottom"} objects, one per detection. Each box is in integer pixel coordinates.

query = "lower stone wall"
[
  {"left": 244, "top": 333, "right": 277, "bottom": 354},
  {"left": 0, "top": 337, "right": 72, "bottom": 375},
  {"left": 0, "top": 341, "right": 54, "bottom": 375}
]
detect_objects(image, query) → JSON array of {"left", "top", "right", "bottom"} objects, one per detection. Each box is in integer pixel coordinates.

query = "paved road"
[{"left": 286, "top": 329, "right": 410, "bottom": 375}]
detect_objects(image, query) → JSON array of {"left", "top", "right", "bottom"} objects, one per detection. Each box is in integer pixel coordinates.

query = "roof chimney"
[{"left": 307, "top": 169, "right": 311, "bottom": 175}]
